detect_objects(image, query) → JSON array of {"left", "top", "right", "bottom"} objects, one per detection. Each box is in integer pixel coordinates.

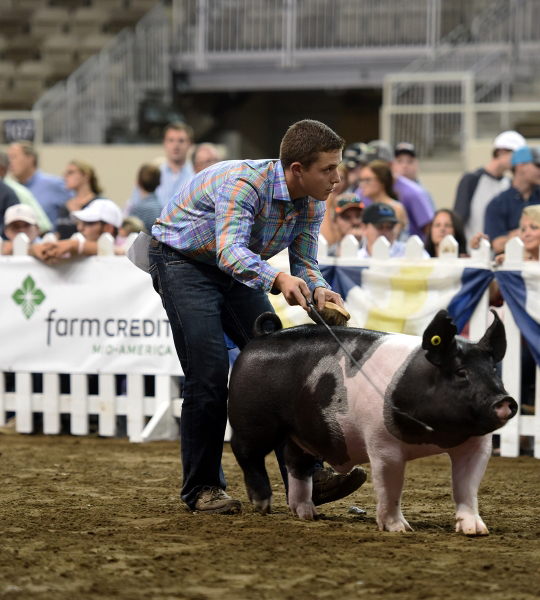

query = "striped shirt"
[{"left": 152, "top": 159, "right": 329, "bottom": 293}]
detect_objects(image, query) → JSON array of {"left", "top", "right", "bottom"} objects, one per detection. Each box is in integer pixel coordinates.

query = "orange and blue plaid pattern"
[{"left": 152, "top": 159, "right": 329, "bottom": 292}]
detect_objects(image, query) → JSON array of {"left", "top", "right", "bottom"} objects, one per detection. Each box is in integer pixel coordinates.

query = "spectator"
[
  {"left": 454, "top": 130, "right": 526, "bottom": 244},
  {"left": 128, "top": 164, "right": 162, "bottom": 234},
  {"left": 119, "top": 216, "right": 147, "bottom": 238},
  {"left": 192, "top": 143, "right": 221, "bottom": 174},
  {"left": 358, "top": 160, "right": 408, "bottom": 236},
  {"left": 56, "top": 160, "right": 104, "bottom": 239},
  {"left": 0, "top": 151, "right": 52, "bottom": 235},
  {"left": 392, "top": 142, "right": 436, "bottom": 211},
  {"left": 32, "top": 199, "right": 123, "bottom": 264},
  {"left": 1, "top": 204, "right": 41, "bottom": 255},
  {"left": 327, "top": 193, "right": 364, "bottom": 256},
  {"left": 127, "top": 122, "right": 195, "bottom": 211},
  {"left": 342, "top": 142, "right": 369, "bottom": 192},
  {"left": 497, "top": 205, "right": 540, "bottom": 263},
  {"left": 7, "top": 141, "right": 72, "bottom": 227},
  {"left": 485, "top": 146, "right": 540, "bottom": 254},
  {"left": 357, "top": 203, "right": 429, "bottom": 258},
  {"left": 424, "top": 209, "right": 468, "bottom": 257},
  {"left": 355, "top": 140, "right": 434, "bottom": 240}
]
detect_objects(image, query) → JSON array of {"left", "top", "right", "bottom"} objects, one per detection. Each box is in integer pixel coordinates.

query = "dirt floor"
[{"left": 1, "top": 434, "right": 540, "bottom": 600}]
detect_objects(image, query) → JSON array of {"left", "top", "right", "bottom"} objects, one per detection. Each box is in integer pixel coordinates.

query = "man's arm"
[
  {"left": 491, "top": 230, "right": 520, "bottom": 255},
  {"left": 484, "top": 197, "right": 510, "bottom": 254}
]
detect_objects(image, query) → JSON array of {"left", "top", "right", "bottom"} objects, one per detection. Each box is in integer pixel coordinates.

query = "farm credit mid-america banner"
[{"left": 0, "top": 256, "right": 182, "bottom": 375}]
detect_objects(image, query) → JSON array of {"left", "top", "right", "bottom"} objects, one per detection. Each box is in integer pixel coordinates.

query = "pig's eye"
[{"left": 456, "top": 369, "right": 467, "bottom": 379}]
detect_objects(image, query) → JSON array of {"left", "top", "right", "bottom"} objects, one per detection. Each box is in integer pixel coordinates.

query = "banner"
[
  {"left": 495, "top": 263, "right": 540, "bottom": 366},
  {"left": 0, "top": 256, "right": 182, "bottom": 375},
  {"left": 267, "top": 255, "right": 494, "bottom": 336}
]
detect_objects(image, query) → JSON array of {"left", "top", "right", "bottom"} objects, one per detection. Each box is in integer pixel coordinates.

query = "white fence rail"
[{"left": 0, "top": 233, "right": 538, "bottom": 457}]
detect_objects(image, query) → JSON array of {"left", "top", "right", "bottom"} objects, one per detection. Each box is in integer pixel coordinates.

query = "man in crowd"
[
  {"left": 129, "top": 165, "right": 162, "bottom": 235},
  {"left": 454, "top": 130, "right": 526, "bottom": 243},
  {"left": 327, "top": 193, "right": 364, "bottom": 256},
  {"left": 355, "top": 140, "right": 434, "bottom": 240},
  {"left": 357, "top": 203, "right": 429, "bottom": 259},
  {"left": 485, "top": 146, "right": 540, "bottom": 254},
  {"left": 0, "top": 163, "right": 19, "bottom": 239},
  {"left": 192, "top": 143, "right": 221, "bottom": 174},
  {"left": 7, "top": 141, "right": 71, "bottom": 227},
  {"left": 128, "top": 122, "right": 195, "bottom": 211},
  {"left": 0, "top": 151, "right": 52, "bottom": 235},
  {"left": 32, "top": 199, "right": 123, "bottom": 264},
  {"left": 392, "top": 142, "right": 436, "bottom": 211},
  {"left": 148, "top": 119, "right": 365, "bottom": 515},
  {"left": 1, "top": 204, "right": 41, "bottom": 254},
  {"left": 342, "top": 142, "right": 368, "bottom": 192}
]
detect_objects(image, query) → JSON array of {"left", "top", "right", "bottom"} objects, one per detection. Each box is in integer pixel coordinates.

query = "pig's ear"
[
  {"left": 422, "top": 310, "right": 458, "bottom": 366},
  {"left": 477, "top": 309, "right": 506, "bottom": 363}
]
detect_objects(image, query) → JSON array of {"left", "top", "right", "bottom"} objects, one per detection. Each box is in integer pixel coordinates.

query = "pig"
[{"left": 228, "top": 309, "right": 517, "bottom": 535}]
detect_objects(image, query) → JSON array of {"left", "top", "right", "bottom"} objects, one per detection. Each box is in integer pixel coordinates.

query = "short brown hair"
[
  {"left": 279, "top": 120, "right": 345, "bottom": 169},
  {"left": 11, "top": 140, "right": 38, "bottom": 167},
  {"left": 138, "top": 164, "right": 161, "bottom": 193},
  {"left": 163, "top": 121, "right": 194, "bottom": 143}
]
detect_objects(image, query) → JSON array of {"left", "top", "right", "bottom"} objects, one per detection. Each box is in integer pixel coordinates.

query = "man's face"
[
  {"left": 393, "top": 153, "right": 418, "bottom": 181},
  {"left": 296, "top": 150, "right": 342, "bottom": 201},
  {"left": 361, "top": 221, "right": 397, "bottom": 251},
  {"left": 497, "top": 148, "right": 513, "bottom": 171},
  {"left": 5, "top": 220, "right": 39, "bottom": 242},
  {"left": 163, "top": 129, "right": 192, "bottom": 165},
  {"left": 335, "top": 207, "right": 363, "bottom": 241},
  {"left": 77, "top": 220, "right": 106, "bottom": 242},
  {"left": 7, "top": 144, "right": 35, "bottom": 181},
  {"left": 520, "top": 162, "right": 540, "bottom": 186},
  {"left": 193, "top": 146, "right": 220, "bottom": 173}
]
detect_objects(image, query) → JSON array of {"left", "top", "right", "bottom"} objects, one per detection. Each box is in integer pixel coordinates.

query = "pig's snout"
[{"left": 492, "top": 396, "right": 518, "bottom": 423}]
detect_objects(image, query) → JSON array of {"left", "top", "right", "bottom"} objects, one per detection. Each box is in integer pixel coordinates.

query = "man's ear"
[
  {"left": 290, "top": 161, "right": 303, "bottom": 177},
  {"left": 422, "top": 310, "right": 458, "bottom": 367}
]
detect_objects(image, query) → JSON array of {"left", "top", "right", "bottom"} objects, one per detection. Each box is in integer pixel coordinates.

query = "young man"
[
  {"left": 129, "top": 164, "right": 162, "bottom": 234},
  {"left": 150, "top": 119, "right": 364, "bottom": 515},
  {"left": 7, "top": 141, "right": 72, "bottom": 227},
  {"left": 31, "top": 199, "right": 123, "bottom": 264},
  {"left": 1, "top": 204, "right": 41, "bottom": 254},
  {"left": 392, "top": 142, "right": 436, "bottom": 211},
  {"left": 191, "top": 143, "right": 221, "bottom": 174},
  {"left": 357, "top": 203, "right": 429, "bottom": 258},
  {"left": 485, "top": 146, "right": 540, "bottom": 254},
  {"left": 454, "top": 130, "right": 526, "bottom": 243}
]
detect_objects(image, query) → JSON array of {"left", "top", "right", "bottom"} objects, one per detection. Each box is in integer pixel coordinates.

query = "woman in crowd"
[
  {"left": 518, "top": 205, "right": 540, "bottom": 261},
  {"left": 424, "top": 209, "right": 468, "bottom": 257},
  {"left": 358, "top": 160, "right": 408, "bottom": 235},
  {"left": 55, "top": 160, "right": 103, "bottom": 239}
]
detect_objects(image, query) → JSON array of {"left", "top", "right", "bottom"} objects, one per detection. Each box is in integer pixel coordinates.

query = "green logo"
[{"left": 12, "top": 276, "right": 46, "bottom": 319}]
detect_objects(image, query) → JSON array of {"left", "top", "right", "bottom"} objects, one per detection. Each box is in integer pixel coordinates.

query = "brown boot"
[
  {"left": 312, "top": 466, "right": 367, "bottom": 506},
  {"left": 193, "top": 487, "right": 242, "bottom": 515}
]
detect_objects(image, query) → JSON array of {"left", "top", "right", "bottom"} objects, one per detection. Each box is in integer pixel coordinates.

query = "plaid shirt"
[{"left": 152, "top": 159, "right": 329, "bottom": 292}]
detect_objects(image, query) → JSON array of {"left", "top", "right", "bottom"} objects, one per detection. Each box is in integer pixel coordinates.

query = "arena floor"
[{"left": 1, "top": 433, "right": 539, "bottom": 600}]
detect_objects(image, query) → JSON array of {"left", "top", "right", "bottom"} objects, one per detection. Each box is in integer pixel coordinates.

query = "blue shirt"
[
  {"left": 484, "top": 185, "right": 540, "bottom": 241},
  {"left": 23, "top": 170, "right": 72, "bottom": 229},
  {"left": 129, "top": 161, "right": 196, "bottom": 210},
  {"left": 129, "top": 192, "right": 162, "bottom": 234}
]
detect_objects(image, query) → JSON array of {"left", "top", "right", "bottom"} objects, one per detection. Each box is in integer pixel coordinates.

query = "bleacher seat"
[
  {"left": 41, "top": 33, "right": 80, "bottom": 80},
  {"left": 77, "top": 32, "right": 114, "bottom": 63},
  {"left": 70, "top": 6, "right": 111, "bottom": 38},
  {"left": 0, "top": 34, "right": 7, "bottom": 57},
  {"left": 0, "top": 8, "right": 30, "bottom": 37},
  {"left": 15, "top": 59, "right": 52, "bottom": 93},
  {"left": 91, "top": 0, "right": 127, "bottom": 10},
  {"left": 0, "top": 60, "right": 15, "bottom": 93},
  {"left": 3, "top": 35, "right": 41, "bottom": 63},
  {"left": 17, "top": 0, "right": 48, "bottom": 10},
  {"left": 31, "top": 6, "right": 71, "bottom": 37},
  {"left": 107, "top": 9, "right": 149, "bottom": 35}
]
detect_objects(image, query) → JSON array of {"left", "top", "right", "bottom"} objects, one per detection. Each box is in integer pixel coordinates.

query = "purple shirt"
[{"left": 356, "top": 175, "right": 434, "bottom": 239}]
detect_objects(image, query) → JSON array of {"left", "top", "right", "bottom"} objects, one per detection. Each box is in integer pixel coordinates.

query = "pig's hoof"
[
  {"left": 290, "top": 501, "right": 319, "bottom": 520},
  {"left": 252, "top": 496, "right": 272, "bottom": 515},
  {"left": 456, "top": 516, "right": 489, "bottom": 536},
  {"left": 379, "top": 517, "right": 413, "bottom": 532}
]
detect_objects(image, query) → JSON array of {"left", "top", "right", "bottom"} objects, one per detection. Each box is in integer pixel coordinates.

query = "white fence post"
[
  {"left": 15, "top": 372, "right": 32, "bottom": 433},
  {"left": 469, "top": 237, "right": 492, "bottom": 342},
  {"left": 43, "top": 373, "right": 60, "bottom": 435},
  {"left": 97, "top": 232, "right": 115, "bottom": 255},
  {"left": 341, "top": 234, "right": 360, "bottom": 258},
  {"left": 405, "top": 235, "right": 425, "bottom": 259},
  {"left": 98, "top": 373, "right": 116, "bottom": 437},
  {"left": 372, "top": 236, "right": 390, "bottom": 259},
  {"left": 71, "top": 374, "right": 89, "bottom": 435},
  {"left": 13, "top": 232, "right": 30, "bottom": 256},
  {"left": 127, "top": 373, "right": 145, "bottom": 442}
]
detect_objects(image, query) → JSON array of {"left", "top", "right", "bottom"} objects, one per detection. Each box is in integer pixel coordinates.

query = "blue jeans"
[{"left": 148, "top": 240, "right": 274, "bottom": 509}]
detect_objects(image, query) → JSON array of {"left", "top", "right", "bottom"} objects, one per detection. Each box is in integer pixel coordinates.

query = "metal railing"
[{"left": 34, "top": 4, "right": 171, "bottom": 144}]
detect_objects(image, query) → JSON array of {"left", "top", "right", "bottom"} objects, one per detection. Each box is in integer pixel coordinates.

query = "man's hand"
[
  {"left": 273, "top": 272, "right": 310, "bottom": 310},
  {"left": 313, "top": 286, "right": 344, "bottom": 311},
  {"left": 468, "top": 232, "right": 490, "bottom": 250}
]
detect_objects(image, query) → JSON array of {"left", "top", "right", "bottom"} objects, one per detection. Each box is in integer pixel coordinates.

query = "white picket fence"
[{"left": 0, "top": 232, "right": 538, "bottom": 458}]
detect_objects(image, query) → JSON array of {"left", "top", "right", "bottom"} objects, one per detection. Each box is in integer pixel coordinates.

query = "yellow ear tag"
[{"left": 431, "top": 335, "right": 442, "bottom": 346}]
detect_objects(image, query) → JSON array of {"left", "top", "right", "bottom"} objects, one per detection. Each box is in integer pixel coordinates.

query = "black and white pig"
[{"left": 228, "top": 309, "right": 517, "bottom": 535}]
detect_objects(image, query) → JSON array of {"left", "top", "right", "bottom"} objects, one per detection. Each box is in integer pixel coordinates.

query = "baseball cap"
[
  {"left": 365, "top": 140, "right": 395, "bottom": 163},
  {"left": 394, "top": 142, "right": 417, "bottom": 157},
  {"left": 334, "top": 193, "right": 364, "bottom": 214},
  {"left": 511, "top": 146, "right": 540, "bottom": 167},
  {"left": 493, "top": 131, "right": 527, "bottom": 151},
  {"left": 4, "top": 204, "right": 38, "bottom": 226},
  {"left": 343, "top": 143, "right": 369, "bottom": 169},
  {"left": 72, "top": 199, "right": 123, "bottom": 228},
  {"left": 362, "top": 202, "right": 399, "bottom": 225}
]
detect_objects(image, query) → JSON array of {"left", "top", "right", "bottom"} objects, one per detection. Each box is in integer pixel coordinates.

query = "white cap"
[
  {"left": 5, "top": 203, "right": 38, "bottom": 226},
  {"left": 493, "top": 131, "right": 527, "bottom": 151},
  {"left": 72, "top": 199, "right": 123, "bottom": 229}
]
